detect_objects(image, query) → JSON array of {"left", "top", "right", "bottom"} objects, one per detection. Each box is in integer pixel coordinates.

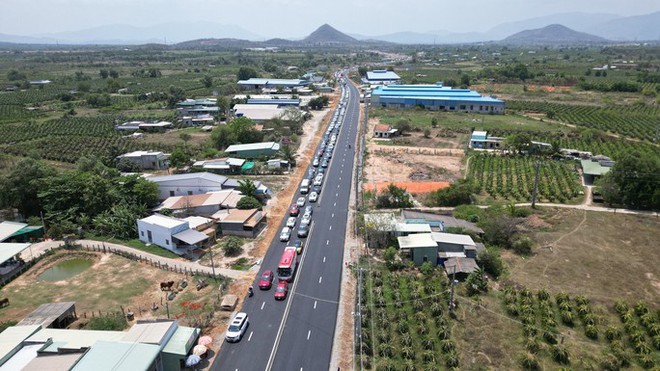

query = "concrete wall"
[
  {"left": 138, "top": 221, "right": 189, "bottom": 253},
  {"left": 410, "top": 247, "right": 439, "bottom": 267}
]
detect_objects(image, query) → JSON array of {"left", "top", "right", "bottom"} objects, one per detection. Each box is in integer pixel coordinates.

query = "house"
[
  {"left": 580, "top": 156, "right": 614, "bottom": 185},
  {"left": 469, "top": 130, "right": 504, "bottom": 149},
  {"left": 401, "top": 210, "right": 484, "bottom": 234},
  {"left": 218, "top": 208, "right": 267, "bottom": 238},
  {"left": 373, "top": 124, "right": 399, "bottom": 138},
  {"left": 431, "top": 232, "right": 477, "bottom": 260},
  {"left": 175, "top": 99, "right": 218, "bottom": 117},
  {"left": 371, "top": 84, "right": 505, "bottom": 114},
  {"left": 396, "top": 231, "right": 480, "bottom": 269},
  {"left": 0, "top": 221, "right": 33, "bottom": 285},
  {"left": 192, "top": 157, "right": 248, "bottom": 174},
  {"left": 115, "top": 121, "right": 173, "bottom": 132},
  {"left": 397, "top": 233, "right": 439, "bottom": 266},
  {"left": 28, "top": 80, "right": 52, "bottom": 85},
  {"left": 0, "top": 319, "right": 199, "bottom": 371},
  {"left": 246, "top": 98, "right": 301, "bottom": 107},
  {"left": 146, "top": 172, "right": 229, "bottom": 200},
  {"left": 180, "top": 114, "right": 215, "bottom": 127},
  {"left": 364, "top": 213, "right": 431, "bottom": 248},
  {"left": 137, "top": 214, "right": 209, "bottom": 255},
  {"left": 154, "top": 190, "right": 244, "bottom": 217},
  {"left": 237, "top": 78, "right": 311, "bottom": 91},
  {"left": 363, "top": 70, "right": 401, "bottom": 85},
  {"left": 224, "top": 142, "right": 280, "bottom": 159},
  {"left": 117, "top": 151, "right": 170, "bottom": 170},
  {"left": 232, "top": 104, "right": 285, "bottom": 122}
]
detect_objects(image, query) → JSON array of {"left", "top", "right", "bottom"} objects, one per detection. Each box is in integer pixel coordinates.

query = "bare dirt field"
[{"left": 364, "top": 117, "right": 464, "bottom": 188}]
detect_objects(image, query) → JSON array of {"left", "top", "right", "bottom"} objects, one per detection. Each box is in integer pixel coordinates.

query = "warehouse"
[
  {"left": 371, "top": 84, "right": 505, "bottom": 114},
  {"left": 363, "top": 70, "right": 401, "bottom": 85}
]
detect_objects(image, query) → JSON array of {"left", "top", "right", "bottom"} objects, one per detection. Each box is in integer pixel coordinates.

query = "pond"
[{"left": 38, "top": 258, "right": 93, "bottom": 282}]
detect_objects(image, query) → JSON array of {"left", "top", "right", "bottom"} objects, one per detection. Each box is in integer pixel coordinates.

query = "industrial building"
[
  {"left": 371, "top": 84, "right": 505, "bottom": 114},
  {"left": 237, "top": 78, "right": 311, "bottom": 91},
  {"left": 363, "top": 70, "right": 401, "bottom": 85},
  {"left": 224, "top": 142, "right": 281, "bottom": 159}
]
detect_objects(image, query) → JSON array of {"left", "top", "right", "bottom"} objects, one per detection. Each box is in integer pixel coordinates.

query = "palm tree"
[
  {"left": 236, "top": 178, "right": 257, "bottom": 198},
  {"left": 402, "top": 359, "right": 416, "bottom": 371},
  {"left": 378, "top": 342, "right": 393, "bottom": 357},
  {"left": 430, "top": 302, "right": 443, "bottom": 316},
  {"left": 444, "top": 350, "right": 459, "bottom": 368},
  {"left": 401, "top": 346, "right": 415, "bottom": 360},
  {"left": 440, "top": 339, "right": 456, "bottom": 353},
  {"left": 278, "top": 144, "right": 296, "bottom": 167},
  {"left": 551, "top": 344, "right": 570, "bottom": 365},
  {"left": 400, "top": 333, "right": 413, "bottom": 346},
  {"left": 422, "top": 350, "right": 435, "bottom": 362},
  {"left": 421, "top": 336, "right": 435, "bottom": 350}
]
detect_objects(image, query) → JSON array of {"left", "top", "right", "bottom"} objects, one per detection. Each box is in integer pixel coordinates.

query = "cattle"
[
  {"left": 0, "top": 298, "right": 9, "bottom": 308},
  {"left": 160, "top": 281, "right": 175, "bottom": 291}
]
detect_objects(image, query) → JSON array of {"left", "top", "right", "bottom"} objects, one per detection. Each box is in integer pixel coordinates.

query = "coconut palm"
[
  {"left": 613, "top": 300, "right": 628, "bottom": 315},
  {"left": 413, "top": 300, "right": 424, "bottom": 311},
  {"left": 397, "top": 321, "right": 409, "bottom": 334},
  {"left": 400, "top": 333, "right": 413, "bottom": 346},
  {"left": 402, "top": 359, "right": 416, "bottom": 371},
  {"left": 430, "top": 302, "right": 443, "bottom": 316},
  {"left": 584, "top": 324, "right": 599, "bottom": 340},
  {"left": 440, "top": 339, "right": 456, "bottom": 353},
  {"left": 604, "top": 326, "right": 621, "bottom": 342},
  {"left": 519, "top": 352, "right": 540, "bottom": 370},
  {"left": 422, "top": 350, "right": 436, "bottom": 362},
  {"left": 536, "top": 289, "right": 550, "bottom": 301},
  {"left": 551, "top": 344, "right": 570, "bottom": 365},
  {"left": 421, "top": 336, "right": 435, "bottom": 350},
  {"left": 634, "top": 301, "right": 649, "bottom": 316},
  {"left": 444, "top": 350, "right": 459, "bottom": 368},
  {"left": 377, "top": 342, "right": 393, "bottom": 357},
  {"left": 401, "top": 346, "right": 415, "bottom": 360},
  {"left": 437, "top": 325, "right": 451, "bottom": 340},
  {"left": 418, "top": 322, "right": 429, "bottom": 335},
  {"left": 543, "top": 329, "right": 557, "bottom": 344}
]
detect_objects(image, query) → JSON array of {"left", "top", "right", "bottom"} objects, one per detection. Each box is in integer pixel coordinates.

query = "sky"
[{"left": 1, "top": 0, "right": 659, "bottom": 38}]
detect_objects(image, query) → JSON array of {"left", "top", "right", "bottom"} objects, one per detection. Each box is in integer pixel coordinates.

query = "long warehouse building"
[{"left": 371, "top": 84, "right": 505, "bottom": 114}]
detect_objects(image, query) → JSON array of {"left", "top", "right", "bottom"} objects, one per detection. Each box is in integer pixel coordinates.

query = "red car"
[
  {"left": 274, "top": 282, "right": 288, "bottom": 300},
  {"left": 289, "top": 204, "right": 299, "bottom": 216},
  {"left": 258, "top": 270, "right": 274, "bottom": 290}
]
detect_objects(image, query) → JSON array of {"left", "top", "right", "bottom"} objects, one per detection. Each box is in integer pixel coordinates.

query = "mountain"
[
  {"left": 586, "top": 11, "right": 660, "bottom": 41},
  {"left": 501, "top": 24, "right": 608, "bottom": 45},
  {"left": 1, "top": 22, "right": 264, "bottom": 45},
  {"left": 0, "top": 33, "right": 59, "bottom": 44},
  {"left": 302, "top": 24, "right": 357, "bottom": 44},
  {"left": 487, "top": 12, "right": 621, "bottom": 40}
]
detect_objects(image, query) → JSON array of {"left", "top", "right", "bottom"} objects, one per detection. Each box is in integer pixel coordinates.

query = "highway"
[{"left": 211, "top": 75, "right": 360, "bottom": 371}]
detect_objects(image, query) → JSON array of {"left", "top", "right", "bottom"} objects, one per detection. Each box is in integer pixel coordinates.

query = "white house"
[
  {"left": 116, "top": 151, "right": 170, "bottom": 170},
  {"left": 146, "top": 172, "right": 230, "bottom": 200},
  {"left": 137, "top": 214, "right": 209, "bottom": 255}
]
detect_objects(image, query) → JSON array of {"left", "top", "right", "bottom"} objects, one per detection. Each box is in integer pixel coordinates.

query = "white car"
[
  {"left": 312, "top": 158, "right": 319, "bottom": 167},
  {"left": 286, "top": 217, "right": 297, "bottom": 228},
  {"left": 309, "top": 192, "right": 318, "bottom": 202},
  {"left": 225, "top": 312, "right": 249, "bottom": 342},
  {"left": 313, "top": 175, "right": 323, "bottom": 186},
  {"left": 280, "top": 227, "right": 291, "bottom": 242},
  {"left": 296, "top": 197, "right": 306, "bottom": 207},
  {"left": 301, "top": 213, "right": 312, "bottom": 225}
]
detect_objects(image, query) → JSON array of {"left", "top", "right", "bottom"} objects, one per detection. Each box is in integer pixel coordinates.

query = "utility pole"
[
  {"left": 449, "top": 265, "right": 457, "bottom": 312},
  {"left": 531, "top": 160, "right": 540, "bottom": 208},
  {"left": 209, "top": 246, "right": 217, "bottom": 281}
]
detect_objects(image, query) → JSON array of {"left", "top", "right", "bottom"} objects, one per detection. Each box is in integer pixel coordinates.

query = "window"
[
  {"left": 141, "top": 231, "right": 144, "bottom": 236},
  {"left": 166, "top": 239, "right": 169, "bottom": 245},
  {"left": 188, "top": 191, "right": 193, "bottom": 195},
  {"left": 169, "top": 191, "right": 175, "bottom": 197}
]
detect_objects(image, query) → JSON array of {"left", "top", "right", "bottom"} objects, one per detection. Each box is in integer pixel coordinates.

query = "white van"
[{"left": 300, "top": 179, "right": 310, "bottom": 194}]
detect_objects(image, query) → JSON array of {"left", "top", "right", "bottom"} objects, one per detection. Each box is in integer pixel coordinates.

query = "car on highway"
[
  {"left": 313, "top": 175, "right": 323, "bottom": 186},
  {"left": 317, "top": 149, "right": 324, "bottom": 157},
  {"left": 225, "top": 312, "right": 249, "bottom": 342},
  {"left": 309, "top": 192, "right": 318, "bottom": 202},
  {"left": 313, "top": 184, "right": 322, "bottom": 193},
  {"left": 297, "top": 224, "right": 309, "bottom": 238},
  {"left": 301, "top": 213, "right": 311, "bottom": 225},
  {"left": 259, "top": 270, "right": 274, "bottom": 290},
  {"left": 296, "top": 197, "right": 306, "bottom": 207},
  {"left": 286, "top": 216, "right": 297, "bottom": 228},
  {"left": 304, "top": 205, "right": 313, "bottom": 215},
  {"left": 293, "top": 240, "right": 303, "bottom": 254},
  {"left": 321, "top": 160, "right": 328, "bottom": 168},
  {"left": 317, "top": 168, "right": 326, "bottom": 175},
  {"left": 280, "top": 227, "right": 291, "bottom": 242},
  {"left": 312, "top": 157, "right": 319, "bottom": 167},
  {"left": 289, "top": 204, "right": 299, "bottom": 216},
  {"left": 274, "top": 282, "right": 288, "bottom": 300}
]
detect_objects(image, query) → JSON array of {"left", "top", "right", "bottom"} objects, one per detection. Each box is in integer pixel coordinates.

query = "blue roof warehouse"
[{"left": 371, "top": 84, "right": 505, "bottom": 114}]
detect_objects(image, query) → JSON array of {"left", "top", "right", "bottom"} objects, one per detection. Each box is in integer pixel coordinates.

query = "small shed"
[
  {"left": 220, "top": 295, "right": 238, "bottom": 311},
  {"left": 17, "top": 302, "right": 77, "bottom": 329},
  {"left": 444, "top": 257, "right": 480, "bottom": 280},
  {"left": 397, "top": 233, "right": 439, "bottom": 266}
]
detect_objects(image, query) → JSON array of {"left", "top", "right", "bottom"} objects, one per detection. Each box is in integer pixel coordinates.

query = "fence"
[{"left": 373, "top": 146, "right": 457, "bottom": 156}]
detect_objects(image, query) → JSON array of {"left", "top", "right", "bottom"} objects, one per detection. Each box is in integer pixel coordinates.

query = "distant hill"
[
  {"left": 303, "top": 24, "right": 357, "bottom": 44},
  {"left": 501, "top": 24, "right": 608, "bottom": 45},
  {"left": 586, "top": 11, "right": 660, "bottom": 41}
]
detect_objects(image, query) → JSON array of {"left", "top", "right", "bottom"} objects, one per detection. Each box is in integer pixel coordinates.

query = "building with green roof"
[{"left": 71, "top": 340, "right": 162, "bottom": 371}]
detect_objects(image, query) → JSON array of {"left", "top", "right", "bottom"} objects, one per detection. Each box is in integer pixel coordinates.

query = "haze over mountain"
[
  {"left": 501, "top": 24, "right": 608, "bottom": 45},
  {"left": 585, "top": 11, "right": 660, "bottom": 41}
]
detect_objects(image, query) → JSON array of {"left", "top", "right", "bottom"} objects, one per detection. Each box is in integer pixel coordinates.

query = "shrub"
[
  {"left": 477, "top": 248, "right": 505, "bottom": 278},
  {"left": 236, "top": 196, "right": 262, "bottom": 210},
  {"left": 551, "top": 344, "right": 570, "bottom": 364},
  {"left": 519, "top": 353, "right": 540, "bottom": 370},
  {"left": 221, "top": 236, "right": 243, "bottom": 257},
  {"left": 85, "top": 313, "right": 128, "bottom": 331},
  {"left": 512, "top": 236, "right": 533, "bottom": 255}
]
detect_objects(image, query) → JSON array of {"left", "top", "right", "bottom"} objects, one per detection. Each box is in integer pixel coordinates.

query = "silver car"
[{"left": 225, "top": 312, "right": 249, "bottom": 342}]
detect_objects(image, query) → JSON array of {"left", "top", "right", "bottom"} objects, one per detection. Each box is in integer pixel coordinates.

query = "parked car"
[
  {"left": 280, "top": 227, "right": 291, "bottom": 242},
  {"left": 309, "top": 192, "right": 318, "bottom": 202},
  {"left": 297, "top": 225, "right": 309, "bottom": 238},
  {"left": 286, "top": 216, "right": 297, "bottom": 228},
  {"left": 274, "top": 282, "right": 288, "bottom": 300},
  {"left": 289, "top": 204, "right": 299, "bottom": 216},
  {"left": 296, "top": 197, "right": 306, "bottom": 207},
  {"left": 225, "top": 312, "right": 249, "bottom": 342},
  {"left": 259, "top": 270, "right": 274, "bottom": 290}
]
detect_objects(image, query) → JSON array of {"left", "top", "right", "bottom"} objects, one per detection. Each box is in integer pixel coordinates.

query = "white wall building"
[
  {"left": 146, "top": 173, "right": 229, "bottom": 200},
  {"left": 117, "top": 151, "right": 170, "bottom": 170},
  {"left": 137, "top": 214, "right": 209, "bottom": 255}
]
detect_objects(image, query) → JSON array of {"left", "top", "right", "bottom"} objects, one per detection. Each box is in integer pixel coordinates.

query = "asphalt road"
[{"left": 212, "top": 78, "right": 360, "bottom": 371}]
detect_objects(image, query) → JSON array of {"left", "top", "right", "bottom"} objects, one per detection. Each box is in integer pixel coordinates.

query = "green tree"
[
  {"left": 85, "top": 313, "right": 128, "bottom": 331},
  {"left": 236, "top": 196, "right": 262, "bottom": 210},
  {"left": 0, "top": 158, "right": 56, "bottom": 217},
  {"left": 93, "top": 203, "right": 146, "bottom": 240},
  {"left": 395, "top": 120, "right": 412, "bottom": 135},
  {"left": 168, "top": 148, "right": 189, "bottom": 168},
  {"left": 466, "top": 268, "right": 488, "bottom": 295},
  {"left": 506, "top": 133, "right": 532, "bottom": 154},
  {"left": 236, "top": 178, "right": 257, "bottom": 198},
  {"left": 237, "top": 67, "right": 259, "bottom": 81},
  {"left": 202, "top": 75, "right": 213, "bottom": 88},
  {"left": 99, "top": 69, "right": 109, "bottom": 79},
  {"left": 426, "top": 179, "right": 475, "bottom": 207},
  {"left": 376, "top": 184, "right": 413, "bottom": 209},
  {"left": 460, "top": 73, "right": 471, "bottom": 87},
  {"left": 431, "top": 117, "right": 438, "bottom": 128},
  {"left": 179, "top": 132, "right": 192, "bottom": 152},
  {"left": 598, "top": 150, "right": 660, "bottom": 210},
  {"left": 211, "top": 116, "right": 263, "bottom": 150},
  {"left": 216, "top": 96, "right": 230, "bottom": 117},
  {"left": 423, "top": 128, "right": 431, "bottom": 138},
  {"left": 477, "top": 248, "right": 505, "bottom": 278},
  {"left": 278, "top": 145, "right": 296, "bottom": 167},
  {"left": 116, "top": 158, "right": 141, "bottom": 172},
  {"left": 7, "top": 70, "right": 26, "bottom": 81},
  {"left": 221, "top": 236, "right": 243, "bottom": 257}
]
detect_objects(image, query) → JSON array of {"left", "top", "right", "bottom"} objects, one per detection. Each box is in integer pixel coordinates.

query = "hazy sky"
[{"left": 1, "top": 0, "right": 659, "bottom": 37}]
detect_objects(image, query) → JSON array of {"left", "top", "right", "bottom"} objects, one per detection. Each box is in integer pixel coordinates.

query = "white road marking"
[
  {"left": 307, "top": 330, "right": 312, "bottom": 340},
  {"left": 248, "top": 331, "right": 253, "bottom": 341},
  {"left": 319, "top": 276, "right": 322, "bottom": 284},
  {"left": 333, "top": 202, "right": 337, "bottom": 206},
  {"left": 314, "top": 300, "right": 317, "bottom": 309},
  {"left": 339, "top": 177, "right": 341, "bottom": 181},
  {"left": 332, "top": 213, "right": 334, "bottom": 218},
  {"left": 261, "top": 301, "right": 265, "bottom": 310},
  {"left": 326, "top": 240, "right": 329, "bottom": 245},
  {"left": 323, "top": 256, "right": 326, "bottom": 262},
  {"left": 329, "top": 225, "right": 332, "bottom": 231}
]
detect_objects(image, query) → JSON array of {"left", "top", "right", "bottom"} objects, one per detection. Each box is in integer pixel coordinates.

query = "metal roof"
[
  {"left": 139, "top": 214, "right": 187, "bottom": 229},
  {"left": 237, "top": 78, "right": 310, "bottom": 86},
  {"left": 221, "top": 209, "right": 259, "bottom": 224},
  {"left": 22, "top": 353, "right": 83, "bottom": 371},
  {"left": 581, "top": 159, "right": 613, "bottom": 176},
  {"left": 147, "top": 172, "right": 228, "bottom": 185},
  {"left": 16, "top": 302, "right": 76, "bottom": 328},
  {"left": 366, "top": 70, "right": 401, "bottom": 81},
  {"left": 0, "top": 243, "right": 31, "bottom": 264},
  {"left": 121, "top": 320, "right": 176, "bottom": 345},
  {"left": 0, "top": 325, "right": 41, "bottom": 365},
  {"left": 0, "top": 221, "right": 27, "bottom": 242},
  {"left": 397, "top": 233, "right": 437, "bottom": 249},
  {"left": 26, "top": 328, "right": 124, "bottom": 350},
  {"left": 444, "top": 257, "right": 480, "bottom": 274},
  {"left": 71, "top": 341, "right": 161, "bottom": 371},
  {"left": 395, "top": 223, "right": 432, "bottom": 233},
  {"left": 431, "top": 232, "right": 476, "bottom": 246},
  {"left": 225, "top": 142, "right": 280, "bottom": 153},
  {"left": 162, "top": 326, "right": 199, "bottom": 356},
  {"left": 173, "top": 229, "right": 209, "bottom": 245},
  {"left": 372, "top": 84, "right": 503, "bottom": 104}
]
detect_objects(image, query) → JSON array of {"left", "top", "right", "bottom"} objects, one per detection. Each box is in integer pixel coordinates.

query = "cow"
[
  {"left": 0, "top": 298, "right": 9, "bottom": 308},
  {"left": 160, "top": 281, "right": 175, "bottom": 291}
]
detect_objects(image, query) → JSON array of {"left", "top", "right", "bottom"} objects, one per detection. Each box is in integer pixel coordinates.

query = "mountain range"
[
  {"left": 501, "top": 24, "right": 608, "bottom": 45},
  {"left": 0, "top": 11, "right": 658, "bottom": 46}
]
